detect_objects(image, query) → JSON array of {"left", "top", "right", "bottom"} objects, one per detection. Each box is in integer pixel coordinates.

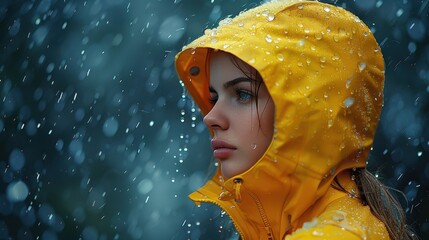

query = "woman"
[{"left": 175, "top": 0, "right": 417, "bottom": 239}]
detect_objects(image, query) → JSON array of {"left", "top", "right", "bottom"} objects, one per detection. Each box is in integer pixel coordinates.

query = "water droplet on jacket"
[
  {"left": 319, "top": 56, "right": 326, "bottom": 63},
  {"left": 298, "top": 4, "right": 304, "bottom": 10},
  {"left": 277, "top": 54, "right": 284, "bottom": 61},
  {"left": 346, "top": 78, "right": 352, "bottom": 89},
  {"left": 333, "top": 35, "right": 339, "bottom": 42},
  {"left": 332, "top": 211, "right": 346, "bottom": 222},
  {"left": 297, "top": 22, "right": 304, "bottom": 28},
  {"left": 358, "top": 62, "right": 366, "bottom": 71},
  {"left": 324, "top": 7, "right": 331, "bottom": 12},
  {"left": 297, "top": 62, "right": 303, "bottom": 67},
  {"left": 343, "top": 97, "right": 354, "bottom": 108},
  {"left": 223, "top": 44, "right": 230, "bottom": 49},
  {"left": 211, "top": 38, "right": 218, "bottom": 43},
  {"left": 297, "top": 39, "right": 305, "bottom": 47},
  {"left": 312, "top": 230, "right": 324, "bottom": 236},
  {"left": 374, "top": 48, "right": 379, "bottom": 53},
  {"left": 248, "top": 58, "right": 255, "bottom": 64},
  {"left": 315, "top": 32, "right": 323, "bottom": 40},
  {"left": 267, "top": 14, "right": 275, "bottom": 22},
  {"left": 238, "top": 22, "right": 244, "bottom": 27},
  {"left": 265, "top": 34, "right": 273, "bottom": 43},
  {"left": 332, "top": 54, "right": 340, "bottom": 61},
  {"left": 328, "top": 119, "right": 334, "bottom": 128}
]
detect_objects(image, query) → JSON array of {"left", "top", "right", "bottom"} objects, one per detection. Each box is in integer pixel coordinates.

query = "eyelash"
[{"left": 209, "top": 88, "right": 254, "bottom": 104}]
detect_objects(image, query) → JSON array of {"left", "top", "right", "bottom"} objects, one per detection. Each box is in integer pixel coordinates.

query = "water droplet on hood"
[
  {"left": 267, "top": 14, "right": 275, "bottom": 22},
  {"left": 277, "top": 54, "right": 284, "bottom": 61},
  {"left": 343, "top": 97, "right": 355, "bottom": 108},
  {"left": 219, "top": 17, "right": 233, "bottom": 26},
  {"left": 312, "top": 230, "right": 324, "bottom": 236},
  {"left": 358, "top": 62, "right": 366, "bottom": 71},
  {"left": 332, "top": 211, "right": 346, "bottom": 222},
  {"left": 324, "top": 7, "right": 331, "bottom": 12},
  {"left": 346, "top": 78, "right": 352, "bottom": 89},
  {"left": 265, "top": 34, "right": 273, "bottom": 43}
]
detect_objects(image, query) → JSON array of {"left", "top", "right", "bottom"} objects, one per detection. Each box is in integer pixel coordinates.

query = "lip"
[{"left": 211, "top": 139, "right": 237, "bottom": 159}]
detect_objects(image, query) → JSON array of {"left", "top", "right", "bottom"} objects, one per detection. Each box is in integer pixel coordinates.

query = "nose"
[{"left": 203, "top": 102, "right": 228, "bottom": 131}]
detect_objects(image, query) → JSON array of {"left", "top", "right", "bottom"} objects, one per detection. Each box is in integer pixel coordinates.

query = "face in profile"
[{"left": 204, "top": 51, "right": 275, "bottom": 179}]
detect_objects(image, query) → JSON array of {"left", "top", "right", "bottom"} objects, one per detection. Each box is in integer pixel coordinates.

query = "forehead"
[{"left": 209, "top": 51, "right": 254, "bottom": 83}]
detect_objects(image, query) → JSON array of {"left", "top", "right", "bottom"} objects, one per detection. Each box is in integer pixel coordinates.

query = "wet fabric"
[{"left": 175, "top": 0, "right": 389, "bottom": 239}]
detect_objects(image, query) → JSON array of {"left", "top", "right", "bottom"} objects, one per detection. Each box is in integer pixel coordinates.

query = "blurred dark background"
[{"left": 0, "top": 0, "right": 428, "bottom": 239}]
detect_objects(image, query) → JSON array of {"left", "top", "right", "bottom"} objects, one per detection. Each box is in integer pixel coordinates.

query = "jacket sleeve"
[{"left": 284, "top": 224, "right": 363, "bottom": 240}]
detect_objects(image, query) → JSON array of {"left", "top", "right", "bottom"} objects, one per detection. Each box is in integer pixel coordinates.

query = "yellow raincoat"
[{"left": 175, "top": 0, "right": 389, "bottom": 239}]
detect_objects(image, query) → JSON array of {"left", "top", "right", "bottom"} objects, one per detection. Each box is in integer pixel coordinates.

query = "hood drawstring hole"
[{"left": 189, "top": 66, "right": 200, "bottom": 76}]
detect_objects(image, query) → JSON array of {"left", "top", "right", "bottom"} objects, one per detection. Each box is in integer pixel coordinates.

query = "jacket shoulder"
[{"left": 285, "top": 196, "right": 390, "bottom": 240}]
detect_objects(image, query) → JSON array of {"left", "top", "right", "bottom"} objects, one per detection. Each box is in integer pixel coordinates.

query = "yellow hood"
[{"left": 175, "top": 0, "right": 384, "bottom": 239}]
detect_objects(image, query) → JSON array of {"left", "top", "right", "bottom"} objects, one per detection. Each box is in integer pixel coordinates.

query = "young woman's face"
[{"left": 205, "top": 51, "right": 275, "bottom": 179}]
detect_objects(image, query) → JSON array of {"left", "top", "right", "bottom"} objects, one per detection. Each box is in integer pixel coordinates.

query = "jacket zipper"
[{"left": 234, "top": 178, "right": 275, "bottom": 240}]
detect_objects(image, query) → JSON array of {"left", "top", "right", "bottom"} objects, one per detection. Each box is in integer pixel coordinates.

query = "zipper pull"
[
  {"left": 234, "top": 178, "right": 242, "bottom": 202},
  {"left": 265, "top": 226, "right": 275, "bottom": 240}
]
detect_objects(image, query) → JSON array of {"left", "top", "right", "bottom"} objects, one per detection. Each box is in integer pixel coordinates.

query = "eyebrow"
[{"left": 209, "top": 77, "right": 256, "bottom": 92}]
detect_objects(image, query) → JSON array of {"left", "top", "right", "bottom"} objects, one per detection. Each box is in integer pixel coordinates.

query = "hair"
[{"left": 335, "top": 168, "right": 419, "bottom": 240}]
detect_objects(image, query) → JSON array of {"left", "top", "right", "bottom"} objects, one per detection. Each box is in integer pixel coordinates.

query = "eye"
[{"left": 236, "top": 89, "right": 253, "bottom": 103}]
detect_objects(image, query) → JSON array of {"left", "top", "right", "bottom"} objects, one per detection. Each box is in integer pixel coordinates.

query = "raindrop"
[
  {"left": 276, "top": 54, "right": 284, "bottom": 61},
  {"left": 219, "top": 17, "right": 233, "bottom": 26},
  {"left": 346, "top": 78, "right": 352, "bottom": 89},
  {"left": 251, "top": 144, "right": 257, "bottom": 150},
  {"left": 265, "top": 34, "right": 273, "bottom": 43},
  {"left": 112, "top": 34, "right": 123, "bottom": 46},
  {"left": 312, "top": 230, "right": 324, "bottom": 236},
  {"left": 9, "top": 19, "right": 21, "bottom": 37},
  {"left": 343, "top": 97, "right": 354, "bottom": 108},
  {"left": 137, "top": 179, "right": 154, "bottom": 194},
  {"left": 267, "top": 14, "right": 275, "bottom": 22},
  {"left": 103, "top": 117, "right": 119, "bottom": 137},
  {"left": 332, "top": 211, "right": 346, "bottom": 222},
  {"left": 6, "top": 180, "right": 29, "bottom": 202},
  {"left": 324, "top": 7, "right": 330, "bottom": 12},
  {"left": 358, "top": 62, "right": 366, "bottom": 71},
  {"left": 55, "top": 139, "right": 64, "bottom": 151},
  {"left": 158, "top": 15, "right": 186, "bottom": 44},
  {"left": 9, "top": 149, "right": 25, "bottom": 171},
  {"left": 328, "top": 119, "right": 334, "bottom": 128}
]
